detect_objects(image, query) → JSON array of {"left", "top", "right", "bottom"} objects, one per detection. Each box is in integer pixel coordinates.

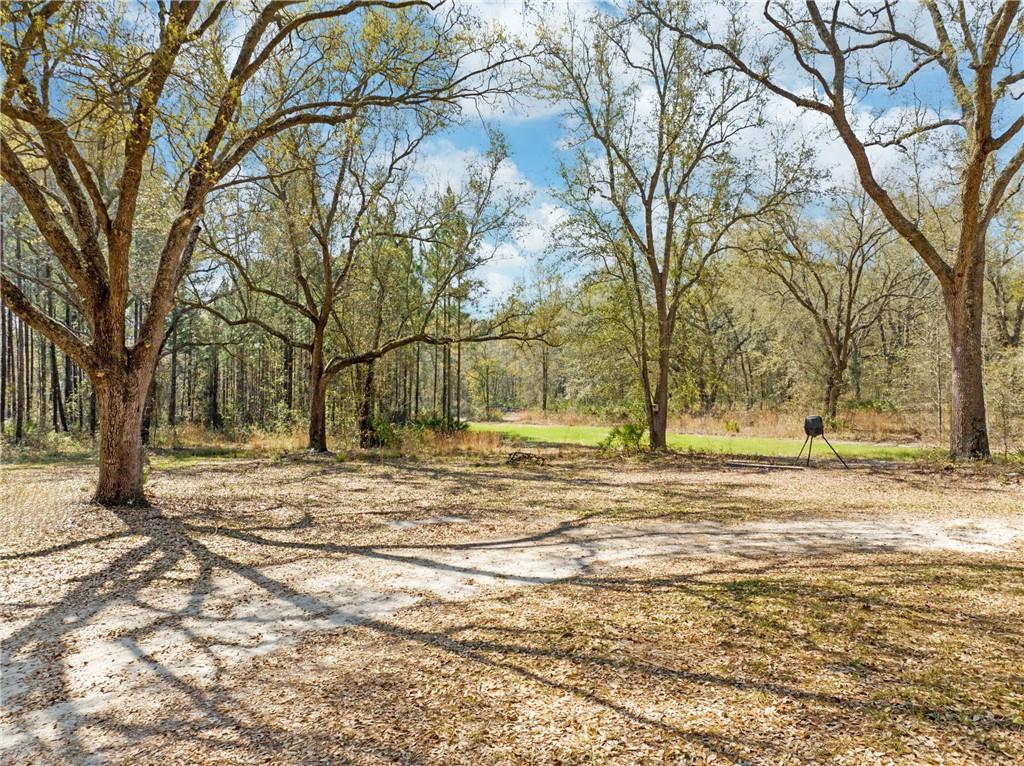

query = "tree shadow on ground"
[
  {"left": 2, "top": 463, "right": 1022, "bottom": 764},
  {"left": 1, "top": 504, "right": 771, "bottom": 763}
]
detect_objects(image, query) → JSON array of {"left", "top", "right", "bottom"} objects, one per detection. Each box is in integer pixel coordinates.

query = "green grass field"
[{"left": 468, "top": 420, "right": 946, "bottom": 461}]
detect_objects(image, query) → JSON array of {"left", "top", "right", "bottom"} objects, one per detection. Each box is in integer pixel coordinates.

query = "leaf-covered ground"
[{"left": 2, "top": 453, "right": 1022, "bottom": 765}]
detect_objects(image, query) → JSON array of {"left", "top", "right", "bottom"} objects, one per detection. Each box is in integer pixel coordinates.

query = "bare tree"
[
  {"left": 187, "top": 125, "right": 534, "bottom": 451},
  {"left": 1, "top": 2, "right": 523, "bottom": 503},
  {"left": 678, "top": 270, "right": 756, "bottom": 415},
  {"left": 753, "top": 188, "right": 928, "bottom": 418},
  {"left": 649, "top": 0, "right": 1024, "bottom": 457},
  {"left": 536, "top": 1, "right": 799, "bottom": 448}
]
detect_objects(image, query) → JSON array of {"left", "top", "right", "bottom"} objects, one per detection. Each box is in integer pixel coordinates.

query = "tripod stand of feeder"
[{"left": 797, "top": 415, "right": 849, "bottom": 469}]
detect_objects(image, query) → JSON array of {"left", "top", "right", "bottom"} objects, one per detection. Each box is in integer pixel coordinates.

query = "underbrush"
[
  {"left": 598, "top": 420, "right": 647, "bottom": 454},
  {"left": 4, "top": 416, "right": 1020, "bottom": 467},
  {"left": 0, "top": 428, "right": 94, "bottom": 463},
  {"left": 368, "top": 427, "right": 503, "bottom": 457},
  {"left": 150, "top": 420, "right": 504, "bottom": 460},
  {"left": 147, "top": 422, "right": 310, "bottom": 455}
]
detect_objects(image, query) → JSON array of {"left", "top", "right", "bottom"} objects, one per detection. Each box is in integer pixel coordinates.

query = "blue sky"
[
  {"left": 426, "top": 1, "right": 1024, "bottom": 303},
  {"left": 417, "top": 107, "right": 568, "bottom": 300}
]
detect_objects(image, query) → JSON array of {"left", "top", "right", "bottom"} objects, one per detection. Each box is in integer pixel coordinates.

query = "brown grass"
[
  {"left": 147, "top": 422, "right": 310, "bottom": 454},
  {"left": 394, "top": 428, "right": 503, "bottom": 456}
]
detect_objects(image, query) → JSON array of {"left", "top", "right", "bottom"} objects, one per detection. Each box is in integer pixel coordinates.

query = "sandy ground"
[{"left": 1, "top": 455, "right": 1022, "bottom": 764}]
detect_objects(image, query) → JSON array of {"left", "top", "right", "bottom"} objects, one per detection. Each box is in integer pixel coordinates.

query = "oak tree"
[
  {"left": 651, "top": 0, "right": 1024, "bottom": 457},
  {"left": 1, "top": 1, "right": 522, "bottom": 502}
]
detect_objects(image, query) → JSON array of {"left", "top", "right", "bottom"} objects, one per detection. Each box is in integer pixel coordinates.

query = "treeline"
[
  {"left": 0, "top": 272, "right": 515, "bottom": 447},
  {"left": 454, "top": 224, "right": 1022, "bottom": 451},
  {"left": 2, "top": 2, "right": 1023, "bottom": 507}
]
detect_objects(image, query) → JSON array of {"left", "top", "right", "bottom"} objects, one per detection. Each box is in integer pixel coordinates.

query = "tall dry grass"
[
  {"left": 398, "top": 429, "right": 503, "bottom": 456},
  {"left": 670, "top": 409, "right": 935, "bottom": 443},
  {"left": 148, "top": 422, "right": 506, "bottom": 458},
  {"left": 147, "top": 423, "right": 311, "bottom": 454},
  {"left": 508, "top": 407, "right": 1009, "bottom": 447}
]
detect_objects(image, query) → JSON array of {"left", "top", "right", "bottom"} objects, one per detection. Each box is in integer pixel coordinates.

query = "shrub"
[
  {"left": 365, "top": 416, "right": 402, "bottom": 448},
  {"left": 599, "top": 420, "right": 647, "bottom": 453},
  {"left": 409, "top": 415, "right": 468, "bottom": 433}
]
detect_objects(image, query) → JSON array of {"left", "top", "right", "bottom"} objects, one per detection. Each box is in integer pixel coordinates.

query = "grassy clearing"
[{"left": 469, "top": 420, "right": 948, "bottom": 461}]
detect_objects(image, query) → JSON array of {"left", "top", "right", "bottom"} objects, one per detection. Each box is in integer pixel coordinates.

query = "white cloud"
[
  {"left": 485, "top": 241, "right": 527, "bottom": 267},
  {"left": 515, "top": 202, "right": 567, "bottom": 252},
  {"left": 412, "top": 139, "right": 480, "bottom": 190},
  {"left": 480, "top": 268, "right": 516, "bottom": 300},
  {"left": 448, "top": 0, "right": 602, "bottom": 127},
  {"left": 412, "top": 138, "right": 535, "bottom": 196}
]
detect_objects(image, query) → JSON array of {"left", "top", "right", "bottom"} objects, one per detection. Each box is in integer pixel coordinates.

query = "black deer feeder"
[{"left": 797, "top": 415, "right": 849, "bottom": 469}]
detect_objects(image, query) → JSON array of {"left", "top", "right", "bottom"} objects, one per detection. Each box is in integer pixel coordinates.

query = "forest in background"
[
  {"left": 2, "top": 1, "right": 1023, "bottom": 506},
  {"left": 5, "top": 178, "right": 1022, "bottom": 455}
]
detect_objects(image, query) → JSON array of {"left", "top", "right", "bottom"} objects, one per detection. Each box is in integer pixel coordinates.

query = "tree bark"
[
  {"left": 307, "top": 328, "right": 329, "bottom": 452},
  {"left": 94, "top": 376, "right": 148, "bottom": 506},
  {"left": 945, "top": 277, "right": 989, "bottom": 459},
  {"left": 307, "top": 374, "right": 329, "bottom": 452},
  {"left": 648, "top": 343, "right": 670, "bottom": 450},
  {"left": 824, "top": 364, "right": 845, "bottom": 420},
  {"left": 541, "top": 346, "right": 549, "bottom": 412}
]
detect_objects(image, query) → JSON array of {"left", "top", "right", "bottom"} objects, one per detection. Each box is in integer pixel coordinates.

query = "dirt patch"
[{"left": 2, "top": 456, "right": 1022, "bottom": 764}]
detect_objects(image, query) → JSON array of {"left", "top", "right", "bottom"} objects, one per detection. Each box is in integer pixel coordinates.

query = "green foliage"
[
  {"left": 366, "top": 416, "right": 402, "bottom": 448},
  {"left": 0, "top": 427, "right": 92, "bottom": 459},
  {"left": 599, "top": 420, "right": 647, "bottom": 453},
  {"left": 409, "top": 415, "right": 468, "bottom": 433}
]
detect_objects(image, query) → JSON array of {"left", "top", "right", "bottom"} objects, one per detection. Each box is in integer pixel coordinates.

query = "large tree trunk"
[
  {"left": 648, "top": 347, "right": 670, "bottom": 450},
  {"left": 945, "top": 277, "right": 989, "bottom": 459},
  {"left": 823, "top": 364, "right": 844, "bottom": 420},
  {"left": 648, "top": 394, "right": 669, "bottom": 450},
  {"left": 308, "top": 378, "right": 328, "bottom": 452},
  {"left": 94, "top": 376, "right": 148, "bottom": 506}
]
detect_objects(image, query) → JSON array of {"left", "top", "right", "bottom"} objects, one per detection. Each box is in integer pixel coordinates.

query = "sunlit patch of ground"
[{"left": 1, "top": 454, "right": 1022, "bottom": 764}]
